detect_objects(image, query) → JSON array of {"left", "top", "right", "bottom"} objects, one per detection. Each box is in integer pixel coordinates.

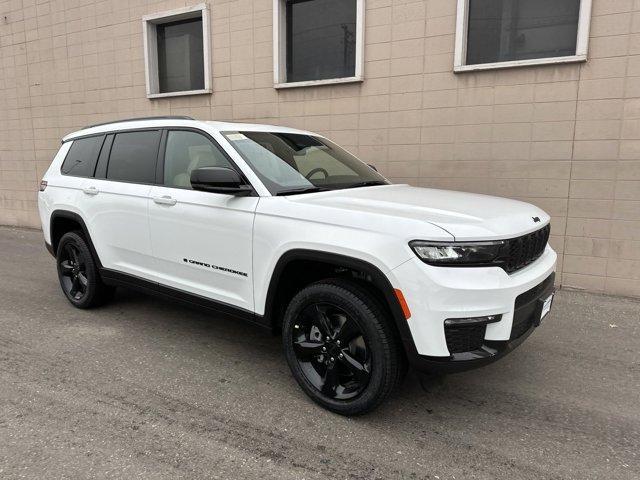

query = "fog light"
[{"left": 444, "top": 314, "right": 502, "bottom": 327}]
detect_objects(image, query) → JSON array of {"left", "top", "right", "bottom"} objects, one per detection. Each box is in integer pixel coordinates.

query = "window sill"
[
  {"left": 147, "top": 89, "right": 212, "bottom": 99},
  {"left": 274, "top": 76, "right": 363, "bottom": 89},
  {"left": 454, "top": 54, "right": 587, "bottom": 73}
]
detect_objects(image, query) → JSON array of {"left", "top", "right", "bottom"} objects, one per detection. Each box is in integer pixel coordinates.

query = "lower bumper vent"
[
  {"left": 511, "top": 273, "right": 555, "bottom": 340},
  {"left": 444, "top": 324, "right": 487, "bottom": 354}
]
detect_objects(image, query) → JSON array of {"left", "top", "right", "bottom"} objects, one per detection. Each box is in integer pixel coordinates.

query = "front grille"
[
  {"left": 445, "top": 324, "right": 486, "bottom": 354},
  {"left": 500, "top": 224, "right": 550, "bottom": 273}
]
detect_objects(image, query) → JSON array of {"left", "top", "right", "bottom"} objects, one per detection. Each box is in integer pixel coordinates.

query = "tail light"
[{"left": 39, "top": 180, "right": 48, "bottom": 191}]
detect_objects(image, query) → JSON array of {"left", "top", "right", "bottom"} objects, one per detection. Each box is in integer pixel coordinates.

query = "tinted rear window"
[
  {"left": 61, "top": 136, "right": 104, "bottom": 177},
  {"left": 107, "top": 131, "right": 161, "bottom": 184}
]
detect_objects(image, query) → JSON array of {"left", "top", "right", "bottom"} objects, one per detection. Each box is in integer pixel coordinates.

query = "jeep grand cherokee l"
[{"left": 38, "top": 116, "right": 556, "bottom": 415}]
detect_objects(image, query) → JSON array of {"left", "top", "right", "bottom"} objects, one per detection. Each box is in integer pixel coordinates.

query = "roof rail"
[{"left": 84, "top": 115, "right": 195, "bottom": 129}]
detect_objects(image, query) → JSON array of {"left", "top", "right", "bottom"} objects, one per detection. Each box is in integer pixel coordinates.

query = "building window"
[
  {"left": 142, "top": 4, "right": 211, "bottom": 98},
  {"left": 273, "top": 0, "right": 365, "bottom": 88},
  {"left": 454, "top": 0, "right": 592, "bottom": 72}
]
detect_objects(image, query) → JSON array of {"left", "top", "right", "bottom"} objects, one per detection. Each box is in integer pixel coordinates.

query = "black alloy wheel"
[
  {"left": 283, "top": 279, "right": 405, "bottom": 415},
  {"left": 292, "top": 302, "right": 371, "bottom": 400},
  {"left": 59, "top": 241, "right": 89, "bottom": 301},
  {"left": 56, "top": 231, "right": 114, "bottom": 308}
]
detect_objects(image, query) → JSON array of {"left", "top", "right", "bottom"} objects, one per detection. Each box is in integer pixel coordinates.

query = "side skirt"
[{"left": 99, "top": 268, "right": 270, "bottom": 330}]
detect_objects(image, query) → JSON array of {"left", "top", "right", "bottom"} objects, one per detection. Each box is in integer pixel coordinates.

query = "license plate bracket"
[
  {"left": 532, "top": 291, "right": 556, "bottom": 327},
  {"left": 533, "top": 292, "right": 554, "bottom": 327}
]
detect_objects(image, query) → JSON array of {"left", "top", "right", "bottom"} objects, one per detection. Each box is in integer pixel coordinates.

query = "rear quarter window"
[
  {"left": 106, "top": 130, "right": 161, "bottom": 184},
  {"left": 60, "top": 135, "right": 105, "bottom": 177}
]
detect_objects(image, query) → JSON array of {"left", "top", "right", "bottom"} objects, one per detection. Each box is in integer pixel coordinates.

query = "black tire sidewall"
[
  {"left": 282, "top": 281, "right": 396, "bottom": 415},
  {"left": 56, "top": 231, "right": 100, "bottom": 309}
]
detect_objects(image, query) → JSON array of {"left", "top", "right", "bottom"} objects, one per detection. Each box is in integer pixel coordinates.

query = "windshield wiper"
[
  {"left": 344, "top": 180, "right": 387, "bottom": 189},
  {"left": 276, "top": 186, "right": 328, "bottom": 196}
]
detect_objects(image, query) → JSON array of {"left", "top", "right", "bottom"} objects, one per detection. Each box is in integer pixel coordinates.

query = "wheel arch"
[
  {"left": 50, "top": 210, "right": 103, "bottom": 268},
  {"left": 262, "top": 249, "right": 419, "bottom": 359}
]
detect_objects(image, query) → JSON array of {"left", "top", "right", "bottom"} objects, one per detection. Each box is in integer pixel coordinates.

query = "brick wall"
[{"left": 0, "top": 0, "right": 639, "bottom": 297}]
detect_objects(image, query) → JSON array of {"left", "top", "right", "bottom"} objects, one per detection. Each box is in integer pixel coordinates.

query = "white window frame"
[
  {"left": 454, "top": 0, "right": 592, "bottom": 73},
  {"left": 272, "top": 0, "right": 365, "bottom": 89},
  {"left": 142, "top": 4, "right": 211, "bottom": 99}
]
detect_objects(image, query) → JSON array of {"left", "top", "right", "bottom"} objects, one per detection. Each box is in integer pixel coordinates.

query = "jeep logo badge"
[{"left": 532, "top": 216, "right": 541, "bottom": 223}]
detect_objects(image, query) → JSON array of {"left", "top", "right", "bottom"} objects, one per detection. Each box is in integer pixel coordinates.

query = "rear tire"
[
  {"left": 282, "top": 279, "right": 404, "bottom": 415},
  {"left": 56, "top": 231, "right": 114, "bottom": 309}
]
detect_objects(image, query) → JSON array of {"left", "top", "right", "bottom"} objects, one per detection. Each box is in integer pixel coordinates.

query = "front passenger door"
[{"left": 148, "top": 129, "right": 258, "bottom": 312}]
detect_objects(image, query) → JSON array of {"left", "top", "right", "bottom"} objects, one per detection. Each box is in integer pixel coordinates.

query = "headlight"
[{"left": 409, "top": 240, "right": 505, "bottom": 266}]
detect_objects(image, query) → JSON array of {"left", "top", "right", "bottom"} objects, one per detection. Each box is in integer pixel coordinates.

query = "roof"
[{"left": 62, "top": 117, "right": 314, "bottom": 142}]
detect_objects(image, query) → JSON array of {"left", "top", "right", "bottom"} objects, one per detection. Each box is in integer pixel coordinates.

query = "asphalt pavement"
[{"left": 0, "top": 226, "right": 638, "bottom": 479}]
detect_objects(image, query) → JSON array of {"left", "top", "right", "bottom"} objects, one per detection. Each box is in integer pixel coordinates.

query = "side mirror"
[
  {"left": 367, "top": 164, "right": 378, "bottom": 171},
  {"left": 190, "top": 167, "right": 252, "bottom": 196}
]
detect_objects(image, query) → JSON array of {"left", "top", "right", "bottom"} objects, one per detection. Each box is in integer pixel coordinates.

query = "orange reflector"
[{"left": 394, "top": 289, "right": 411, "bottom": 320}]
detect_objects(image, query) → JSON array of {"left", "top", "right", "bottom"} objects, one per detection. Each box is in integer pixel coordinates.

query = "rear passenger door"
[
  {"left": 81, "top": 129, "right": 160, "bottom": 279},
  {"left": 147, "top": 129, "right": 258, "bottom": 312}
]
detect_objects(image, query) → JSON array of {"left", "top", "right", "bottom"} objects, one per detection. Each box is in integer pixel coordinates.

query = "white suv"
[{"left": 38, "top": 116, "right": 556, "bottom": 415}]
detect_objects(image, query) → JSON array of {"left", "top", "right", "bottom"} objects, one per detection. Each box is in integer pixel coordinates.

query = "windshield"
[{"left": 222, "top": 131, "right": 389, "bottom": 195}]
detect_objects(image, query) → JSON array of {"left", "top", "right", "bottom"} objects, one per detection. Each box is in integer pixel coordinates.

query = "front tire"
[
  {"left": 282, "top": 279, "right": 404, "bottom": 415},
  {"left": 56, "top": 231, "right": 114, "bottom": 309}
]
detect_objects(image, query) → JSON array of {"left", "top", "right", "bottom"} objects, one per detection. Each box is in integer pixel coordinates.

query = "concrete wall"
[{"left": 1, "top": 0, "right": 639, "bottom": 297}]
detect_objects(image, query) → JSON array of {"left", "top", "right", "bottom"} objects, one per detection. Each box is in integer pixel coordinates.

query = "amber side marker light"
[{"left": 394, "top": 289, "right": 411, "bottom": 320}]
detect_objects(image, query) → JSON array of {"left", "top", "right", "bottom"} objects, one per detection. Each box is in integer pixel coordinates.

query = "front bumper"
[
  {"left": 409, "top": 273, "right": 555, "bottom": 373},
  {"left": 389, "top": 245, "right": 557, "bottom": 373}
]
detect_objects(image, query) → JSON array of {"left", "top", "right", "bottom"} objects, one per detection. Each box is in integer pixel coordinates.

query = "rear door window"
[
  {"left": 106, "top": 130, "right": 161, "bottom": 184},
  {"left": 61, "top": 135, "right": 105, "bottom": 177}
]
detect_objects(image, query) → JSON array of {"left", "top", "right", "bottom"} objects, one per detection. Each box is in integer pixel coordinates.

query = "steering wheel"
[{"left": 305, "top": 167, "right": 329, "bottom": 180}]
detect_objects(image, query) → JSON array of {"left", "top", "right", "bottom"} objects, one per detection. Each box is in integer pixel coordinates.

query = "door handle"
[
  {"left": 82, "top": 186, "right": 99, "bottom": 195},
  {"left": 153, "top": 195, "right": 177, "bottom": 206}
]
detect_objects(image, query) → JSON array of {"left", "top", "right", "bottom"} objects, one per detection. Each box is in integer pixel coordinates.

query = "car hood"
[{"left": 286, "top": 184, "right": 550, "bottom": 241}]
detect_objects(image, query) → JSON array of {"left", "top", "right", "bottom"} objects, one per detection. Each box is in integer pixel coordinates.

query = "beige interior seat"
[{"left": 173, "top": 151, "right": 211, "bottom": 188}]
